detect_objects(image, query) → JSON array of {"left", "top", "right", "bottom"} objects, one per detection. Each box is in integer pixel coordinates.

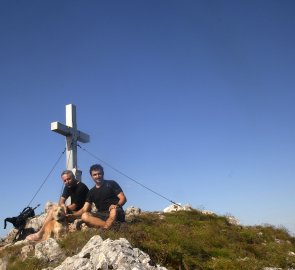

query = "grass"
[{"left": 2, "top": 210, "right": 295, "bottom": 269}]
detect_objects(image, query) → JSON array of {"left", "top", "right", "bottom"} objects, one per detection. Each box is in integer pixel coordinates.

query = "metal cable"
[
  {"left": 27, "top": 148, "right": 66, "bottom": 207},
  {"left": 78, "top": 144, "right": 180, "bottom": 207}
]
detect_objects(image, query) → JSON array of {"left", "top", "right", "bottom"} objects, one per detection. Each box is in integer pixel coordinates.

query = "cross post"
[{"left": 51, "top": 104, "right": 90, "bottom": 180}]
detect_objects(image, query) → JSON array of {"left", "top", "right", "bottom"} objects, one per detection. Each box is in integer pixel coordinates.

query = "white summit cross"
[{"left": 51, "top": 104, "right": 90, "bottom": 180}]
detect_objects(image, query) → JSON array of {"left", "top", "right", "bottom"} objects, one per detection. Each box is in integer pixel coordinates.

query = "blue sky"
[{"left": 1, "top": 1, "right": 295, "bottom": 237}]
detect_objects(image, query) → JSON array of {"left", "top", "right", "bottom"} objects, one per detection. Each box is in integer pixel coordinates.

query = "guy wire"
[
  {"left": 27, "top": 148, "right": 66, "bottom": 207},
  {"left": 78, "top": 144, "right": 180, "bottom": 207}
]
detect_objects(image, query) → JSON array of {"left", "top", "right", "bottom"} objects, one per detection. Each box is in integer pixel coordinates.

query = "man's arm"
[
  {"left": 109, "top": 192, "right": 127, "bottom": 211},
  {"left": 59, "top": 197, "right": 78, "bottom": 213},
  {"left": 117, "top": 192, "right": 127, "bottom": 207},
  {"left": 67, "top": 202, "right": 91, "bottom": 219},
  {"left": 59, "top": 197, "right": 68, "bottom": 213},
  {"left": 59, "top": 197, "right": 66, "bottom": 205}
]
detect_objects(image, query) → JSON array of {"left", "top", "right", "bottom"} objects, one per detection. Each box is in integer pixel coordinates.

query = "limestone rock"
[
  {"left": 201, "top": 210, "right": 215, "bottom": 215},
  {"left": 49, "top": 235, "right": 167, "bottom": 270},
  {"left": 261, "top": 267, "right": 295, "bottom": 270},
  {"left": 0, "top": 258, "right": 8, "bottom": 270},
  {"left": 163, "top": 203, "right": 192, "bottom": 213},
  {"left": 125, "top": 206, "right": 141, "bottom": 216},
  {"left": 68, "top": 219, "right": 84, "bottom": 232},
  {"left": 35, "top": 238, "right": 65, "bottom": 262},
  {"left": 52, "top": 257, "right": 90, "bottom": 270},
  {"left": 78, "top": 234, "right": 104, "bottom": 257},
  {"left": 226, "top": 215, "right": 240, "bottom": 225},
  {"left": 3, "top": 229, "right": 19, "bottom": 244},
  {"left": 25, "top": 202, "right": 54, "bottom": 233},
  {"left": 25, "top": 213, "right": 47, "bottom": 232},
  {"left": 262, "top": 267, "right": 295, "bottom": 270},
  {"left": 125, "top": 206, "right": 141, "bottom": 222},
  {"left": 21, "top": 244, "right": 35, "bottom": 260}
]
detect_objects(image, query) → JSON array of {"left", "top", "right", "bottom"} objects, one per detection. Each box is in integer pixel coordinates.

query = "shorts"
[{"left": 90, "top": 207, "right": 125, "bottom": 222}]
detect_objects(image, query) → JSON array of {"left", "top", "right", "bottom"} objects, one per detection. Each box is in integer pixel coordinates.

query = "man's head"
[
  {"left": 61, "top": 170, "right": 76, "bottom": 188},
  {"left": 89, "top": 164, "right": 104, "bottom": 186}
]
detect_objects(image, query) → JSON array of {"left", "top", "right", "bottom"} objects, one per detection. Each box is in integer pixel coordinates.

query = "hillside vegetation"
[{"left": 2, "top": 210, "right": 295, "bottom": 270}]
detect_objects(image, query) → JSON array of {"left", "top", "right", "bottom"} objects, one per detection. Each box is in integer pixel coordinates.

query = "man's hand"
[
  {"left": 61, "top": 204, "right": 67, "bottom": 214},
  {"left": 109, "top": 204, "right": 117, "bottom": 211}
]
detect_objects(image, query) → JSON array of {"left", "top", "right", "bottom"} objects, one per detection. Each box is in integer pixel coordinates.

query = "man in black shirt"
[
  {"left": 26, "top": 170, "right": 89, "bottom": 241},
  {"left": 60, "top": 171, "right": 89, "bottom": 213},
  {"left": 70, "top": 164, "right": 127, "bottom": 229}
]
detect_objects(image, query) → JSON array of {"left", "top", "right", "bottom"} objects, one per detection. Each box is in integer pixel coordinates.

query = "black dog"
[{"left": 4, "top": 204, "right": 39, "bottom": 241}]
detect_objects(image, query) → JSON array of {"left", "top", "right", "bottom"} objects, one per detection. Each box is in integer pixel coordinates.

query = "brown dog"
[{"left": 42, "top": 205, "right": 68, "bottom": 240}]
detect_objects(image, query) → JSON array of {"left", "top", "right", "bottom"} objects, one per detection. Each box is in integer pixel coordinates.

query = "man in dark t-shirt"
[
  {"left": 61, "top": 179, "right": 89, "bottom": 212},
  {"left": 70, "top": 164, "right": 127, "bottom": 229},
  {"left": 26, "top": 170, "right": 89, "bottom": 241}
]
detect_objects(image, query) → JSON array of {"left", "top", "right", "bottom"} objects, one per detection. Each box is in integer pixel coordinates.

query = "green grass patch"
[{"left": 2, "top": 210, "right": 295, "bottom": 270}]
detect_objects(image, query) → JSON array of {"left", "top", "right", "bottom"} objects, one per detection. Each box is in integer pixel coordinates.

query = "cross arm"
[
  {"left": 51, "top": 122, "right": 90, "bottom": 143},
  {"left": 51, "top": 122, "right": 72, "bottom": 137},
  {"left": 77, "top": 131, "right": 90, "bottom": 143}
]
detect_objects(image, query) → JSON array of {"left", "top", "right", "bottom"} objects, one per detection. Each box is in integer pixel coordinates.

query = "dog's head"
[
  {"left": 52, "top": 206, "right": 66, "bottom": 222},
  {"left": 45, "top": 201, "right": 58, "bottom": 213}
]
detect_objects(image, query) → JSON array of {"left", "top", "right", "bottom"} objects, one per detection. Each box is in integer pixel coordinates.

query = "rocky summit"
[{"left": 1, "top": 203, "right": 295, "bottom": 270}]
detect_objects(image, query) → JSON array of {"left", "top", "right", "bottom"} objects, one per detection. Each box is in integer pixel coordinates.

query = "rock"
[
  {"left": 163, "top": 203, "right": 192, "bottom": 213},
  {"left": 125, "top": 206, "right": 141, "bottom": 216},
  {"left": 262, "top": 267, "right": 295, "bottom": 270},
  {"left": 68, "top": 219, "right": 84, "bottom": 232},
  {"left": 263, "top": 267, "right": 283, "bottom": 270},
  {"left": 50, "top": 235, "right": 167, "bottom": 270},
  {"left": 13, "top": 239, "right": 30, "bottom": 246},
  {"left": 226, "top": 215, "right": 240, "bottom": 225},
  {"left": 201, "top": 210, "right": 215, "bottom": 215},
  {"left": 52, "top": 257, "right": 90, "bottom": 270},
  {"left": 21, "top": 244, "right": 35, "bottom": 260},
  {"left": 3, "top": 210, "right": 46, "bottom": 244},
  {"left": 35, "top": 238, "right": 65, "bottom": 262},
  {"left": 125, "top": 206, "right": 141, "bottom": 222},
  {"left": 78, "top": 235, "right": 104, "bottom": 258},
  {"left": 0, "top": 258, "right": 8, "bottom": 270},
  {"left": 3, "top": 229, "right": 19, "bottom": 244},
  {"left": 25, "top": 213, "right": 47, "bottom": 232},
  {"left": 0, "top": 238, "right": 6, "bottom": 248},
  {"left": 23, "top": 202, "right": 52, "bottom": 234}
]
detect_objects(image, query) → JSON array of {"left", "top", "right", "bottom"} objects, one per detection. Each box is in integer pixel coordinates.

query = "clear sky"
[{"left": 0, "top": 1, "right": 295, "bottom": 238}]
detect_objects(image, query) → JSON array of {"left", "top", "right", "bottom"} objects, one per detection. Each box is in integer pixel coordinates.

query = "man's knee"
[{"left": 81, "top": 212, "right": 91, "bottom": 222}]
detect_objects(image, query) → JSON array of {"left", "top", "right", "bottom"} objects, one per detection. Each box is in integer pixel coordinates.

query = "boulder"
[
  {"left": 35, "top": 238, "right": 65, "bottom": 262},
  {"left": 125, "top": 206, "right": 141, "bottom": 216},
  {"left": 163, "top": 203, "right": 192, "bottom": 213},
  {"left": 125, "top": 206, "right": 141, "bottom": 222},
  {"left": 21, "top": 244, "right": 35, "bottom": 260},
  {"left": 226, "top": 215, "right": 240, "bottom": 225},
  {"left": 201, "top": 210, "right": 215, "bottom": 215},
  {"left": 25, "top": 213, "right": 47, "bottom": 232},
  {"left": 49, "top": 235, "right": 167, "bottom": 270}
]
